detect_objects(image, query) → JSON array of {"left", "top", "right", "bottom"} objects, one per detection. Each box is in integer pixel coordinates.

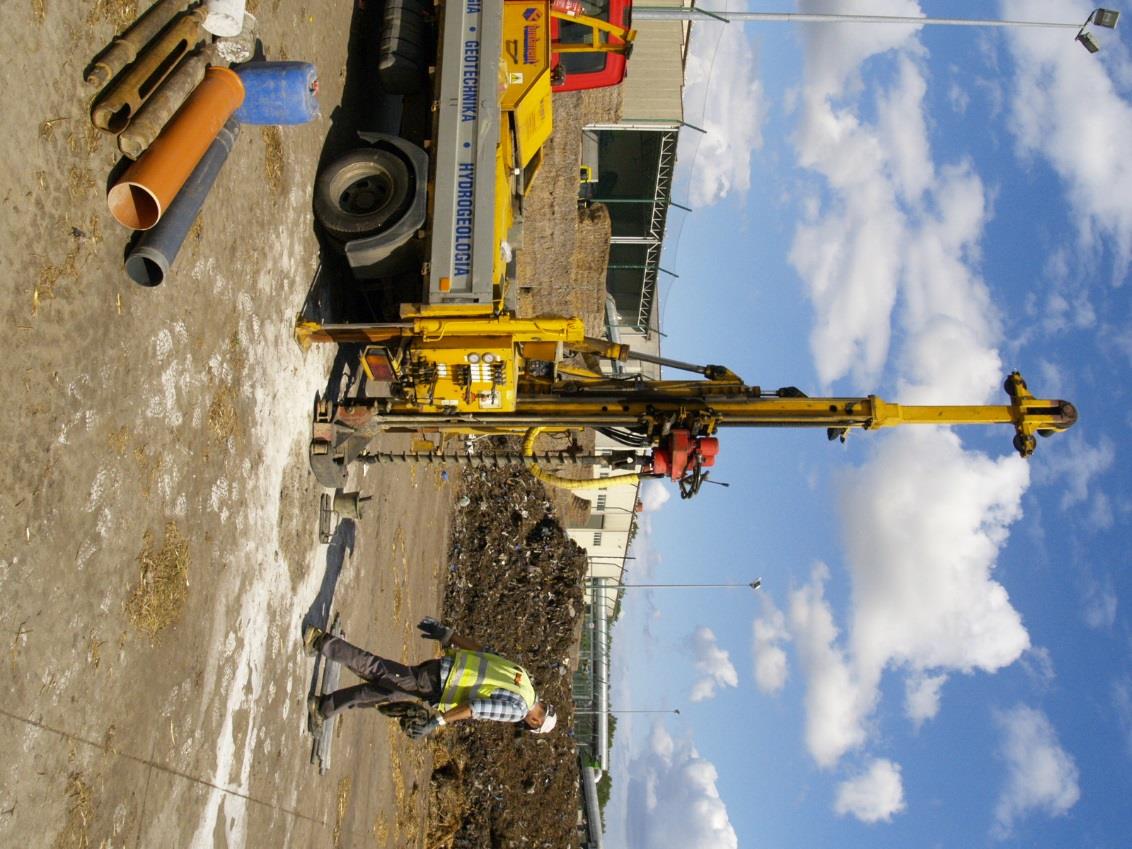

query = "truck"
[
  {"left": 311, "top": 0, "right": 635, "bottom": 307},
  {"left": 299, "top": 0, "right": 1076, "bottom": 495}
]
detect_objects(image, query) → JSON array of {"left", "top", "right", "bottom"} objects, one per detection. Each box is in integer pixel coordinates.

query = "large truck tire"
[
  {"left": 313, "top": 147, "right": 413, "bottom": 243},
  {"left": 315, "top": 134, "right": 430, "bottom": 279}
]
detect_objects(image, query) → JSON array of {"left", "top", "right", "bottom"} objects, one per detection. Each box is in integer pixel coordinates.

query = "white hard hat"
[{"left": 532, "top": 703, "right": 557, "bottom": 734}]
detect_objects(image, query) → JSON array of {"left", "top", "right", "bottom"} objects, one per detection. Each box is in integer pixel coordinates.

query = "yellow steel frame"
[
  {"left": 301, "top": 311, "right": 1074, "bottom": 458},
  {"left": 549, "top": 9, "right": 636, "bottom": 55}
]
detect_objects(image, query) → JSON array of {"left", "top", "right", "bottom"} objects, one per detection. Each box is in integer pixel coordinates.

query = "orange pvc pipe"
[{"left": 108, "top": 66, "right": 245, "bottom": 230}]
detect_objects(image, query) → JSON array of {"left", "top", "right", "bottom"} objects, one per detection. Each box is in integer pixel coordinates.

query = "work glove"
[
  {"left": 407, "top": 714, "right": 446, "bottom": 740},
  {"left": 417, "top": 616, "right": 454, "bottom": 647}
]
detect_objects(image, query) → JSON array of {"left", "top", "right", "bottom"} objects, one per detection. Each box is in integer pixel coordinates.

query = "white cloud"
[
  {"left": 789, "top": 171, "right": 904, "bottom": 386},
  {"left": 1041, "top": 289, "right": 1098, "bottom": 334},
  {"left": 679, "top": 3, "right": 766, "bottom": 207},
  {"left": 993, "top": 705, "right": 1080, "bottom": 837},
  {"left": 840, "top": 429, "right": 1031, "bottom": 679},
  {"left": 778, "top": 2, "right": 1080, "bottom": 781},
  {"left": 834, "top": 758, "right": 907, "bottom": 824},
  {"left": 795, "top": 1, "right": 925, "bottom": 105},
  {"left": 1034, "top": 433, "right": 1115, "bottom": 511},
  {"left": 1113, "top": 322, "right": 1132, "bottom": 368},
  {"left": 897, "top": 164, "right": 1004, "bottom": 404},
  {"left": 1086, "top": 491, "right": 1115, "bottom": 531},
  {"left": 787, "top": 15, "right": 1005, "bottom": 395},
  {"left": 1020, "top": 646, "right": 1056, "bottom": 690},
  {"left": 788, "top": 563, "right": 872, "bottom": 768},
  {"left": 784, "top": 430, "right": 1032, "bottom": 768},
  {"left": 904, "top": 672, "right": 947, "bottom": 727},
  {"left": 1004, "top": 0, "right": 1132, "bottom": 278},
  {"left": 875, "top": 53, "right": 934, "bottom": 201},
  {"left": 1035, "top": 359, "right": 1068, "bottom": 399},
  {"left": 1113, "top": 678, "right": 1132, "bottom": 758},
  {"left": 688, "top": 626, "right": 738, "bottom": 703},
  {"left": 752, "top": 600, "right": 790, "bottom": 694},
  {"left": 1081, "top": 573, "right": 1118, "bottom": 630},
  {"left": 624, "top": 725, "right": 738, "bottom": 849},
  {"left": 639, "top": 479, "right": 673, "bottom": 513},
  {"left": 947, "top": 78, "right": 970, "bottom": 114}
]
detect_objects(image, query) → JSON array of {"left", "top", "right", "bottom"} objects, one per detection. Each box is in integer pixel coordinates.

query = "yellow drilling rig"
[{"left": 297, "top": 306, "right": 1077, "bottom": 497}]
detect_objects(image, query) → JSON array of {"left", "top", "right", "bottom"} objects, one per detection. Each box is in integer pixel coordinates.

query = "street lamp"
[
  {"left": 575, "top": 707, "right": 681, "bottom": 716},
  {"left": 612, "top": 578, "right": 762, "bottom": 591},
  {"left": 634, "top": 6, "right": 1121, "bottom": 54},
  {"left": 1079, "top": 8, "right": 1121, "bottom": 53},
  {"left": 1092, "top": 8, "right": 1121, "bottom": 29},
  {"left": 595, "top": 500, "right": 644, "bottom": 515}
]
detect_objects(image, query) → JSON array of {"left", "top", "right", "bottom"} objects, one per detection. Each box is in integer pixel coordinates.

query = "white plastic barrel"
[{"left": 203, "top": 0, "right": 247, "bottom": 37}]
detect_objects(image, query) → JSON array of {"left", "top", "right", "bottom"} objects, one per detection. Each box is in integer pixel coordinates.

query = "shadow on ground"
[{"left": 303, "top": 517, "right": 357, "bottom": 630}]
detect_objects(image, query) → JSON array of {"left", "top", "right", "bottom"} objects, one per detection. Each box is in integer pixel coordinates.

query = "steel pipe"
[
  {"left": 90, "top": 7, "right": 206, "bottom": 134},
  {"left": 85, "top": 0, "right": 191, "bottom": 88},
  {"left": 118, "top": 46, "right": 214, "bottom": 160}
]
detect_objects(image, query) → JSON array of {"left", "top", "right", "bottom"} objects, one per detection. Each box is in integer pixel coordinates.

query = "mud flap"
[{"left": 341, "top": 133, "right": 429, "bottom": 279}]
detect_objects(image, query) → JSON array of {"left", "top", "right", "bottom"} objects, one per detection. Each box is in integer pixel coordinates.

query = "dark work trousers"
[{"left": 317, "top": 635, "right": 443, "bottom": 719}]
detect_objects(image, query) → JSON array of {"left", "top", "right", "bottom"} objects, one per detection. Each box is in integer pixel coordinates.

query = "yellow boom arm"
[{"left": 300, "top": 312, "right": 1076, "bottom": 490}]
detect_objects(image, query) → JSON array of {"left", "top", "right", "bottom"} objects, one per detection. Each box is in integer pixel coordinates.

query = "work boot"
[
  {"left": 308, "top": 695, "right": 325, "bottom": 733},
  {"left": 303, "top": 623, "right": 326, "bottom": 656}
]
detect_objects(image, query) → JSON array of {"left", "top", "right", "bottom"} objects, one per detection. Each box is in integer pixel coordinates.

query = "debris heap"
[{"left": 429, "top": 467, "right": 589, "bottom": 849}]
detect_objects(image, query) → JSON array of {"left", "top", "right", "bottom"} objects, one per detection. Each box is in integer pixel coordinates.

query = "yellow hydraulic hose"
[{"left": 522, "top": 427, "right": 645, "bottom": 491}]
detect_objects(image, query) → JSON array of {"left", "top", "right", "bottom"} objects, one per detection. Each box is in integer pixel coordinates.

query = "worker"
[{"left": 302, "top": 617, "right": 557, "bottom": 739}]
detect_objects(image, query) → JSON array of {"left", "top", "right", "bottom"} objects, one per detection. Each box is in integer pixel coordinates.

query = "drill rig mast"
[{"left": 298, "top": 307, "right": 1077, "bottom": 496}]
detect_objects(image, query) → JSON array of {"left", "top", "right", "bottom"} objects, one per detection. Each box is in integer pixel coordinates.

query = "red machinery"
[{"left": 549, "top": 0, "right": 634, "bottom": 92}]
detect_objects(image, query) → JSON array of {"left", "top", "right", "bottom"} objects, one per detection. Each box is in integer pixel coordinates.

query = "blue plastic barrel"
[{"left": 232, "top": 61, "right": 319, "bottom": 125}]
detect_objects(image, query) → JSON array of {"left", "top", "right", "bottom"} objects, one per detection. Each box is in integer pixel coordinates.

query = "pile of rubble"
[{"left": 427, "top": 467, "right": 589, "bottom": 849}]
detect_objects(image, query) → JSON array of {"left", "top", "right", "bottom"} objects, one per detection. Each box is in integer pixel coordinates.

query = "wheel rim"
[{"left": 339, "top": 171, "right": 395, "bottom": 216}]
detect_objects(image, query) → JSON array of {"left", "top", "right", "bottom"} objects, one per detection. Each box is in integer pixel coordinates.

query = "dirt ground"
[{"left": 0, "top": 2, "right": 614, "bottom": 849}]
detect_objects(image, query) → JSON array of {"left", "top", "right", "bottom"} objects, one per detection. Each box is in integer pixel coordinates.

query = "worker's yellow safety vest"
[{"left": 437, "top": 649, "right": 537, "bottom": 712}]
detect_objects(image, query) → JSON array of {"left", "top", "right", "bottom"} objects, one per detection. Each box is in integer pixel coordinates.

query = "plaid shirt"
[{"left": 438, "top": 654, "right": 532, "bottom": 723}]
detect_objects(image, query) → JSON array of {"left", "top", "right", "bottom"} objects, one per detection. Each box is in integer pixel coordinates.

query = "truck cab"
[{"left": 549, "top": 0, "right": 633, "bottom": 92}]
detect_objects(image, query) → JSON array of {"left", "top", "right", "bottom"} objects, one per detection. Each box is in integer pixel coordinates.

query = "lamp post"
[
  {"left": 575, "top": 707, "right": 681, "bottom": 716},
  {"left": 612, "top": 578, "right": 763, "bottom": 591},
  {"left": 634, "top": 6, "right": 1120, "bottom": 54},
  {"left": 595, "top": 499, "right": 644, "bottom": 514},
  {"left": 1078, "top": 8, "right": 1121, "bottom": 52}
]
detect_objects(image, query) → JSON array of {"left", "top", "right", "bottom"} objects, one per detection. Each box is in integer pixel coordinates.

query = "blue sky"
[{"left": 604, "top": 2, "right": 1131, "bottom": 847}]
